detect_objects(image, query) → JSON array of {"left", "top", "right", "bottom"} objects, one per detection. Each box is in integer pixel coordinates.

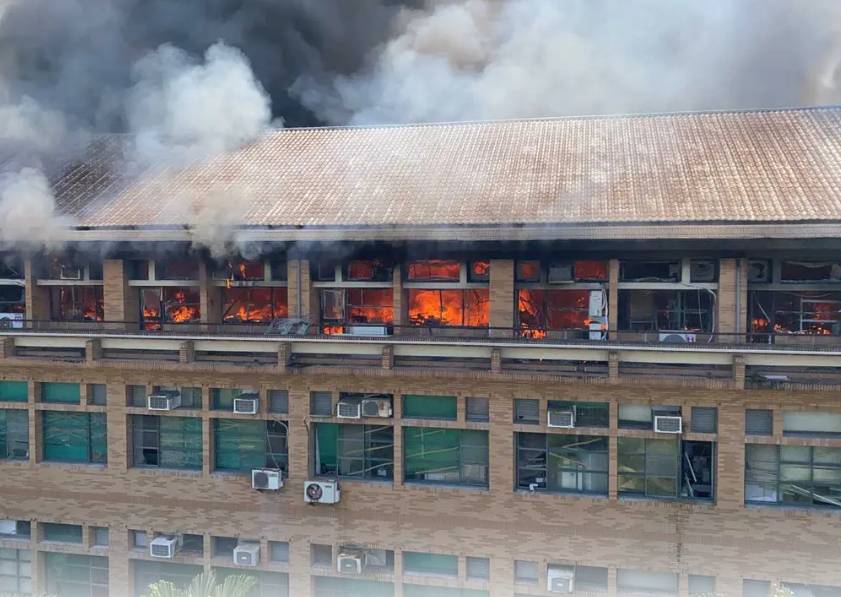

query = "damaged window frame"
[
  {"left": 748, "top": 258, "right": 841, "bottom": 338},
  {"left": 35, "top": 255, "right": 104, "bottom": 323},
  {"left": 312, "top": 257, "right": 395, "bottom": 334},
  {"left": 0, "top": 255, "right": 25, "bottom": 325},
  {"left": 515, "top": 258, "right": 609, "bottom": 339},
  {"left": 129, "top": 258, "right": 201, "bottom": 330},
  {"left": 209, "top": 255, "right": 289, "bottom": 325},
  {"left": 404, "top": 258, "right": 490, "bottom": 329}
]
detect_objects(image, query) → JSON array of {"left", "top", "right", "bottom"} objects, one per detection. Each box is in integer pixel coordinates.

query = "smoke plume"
[{"left": 0, "top": 168, "right": 70, "bottom": 249}]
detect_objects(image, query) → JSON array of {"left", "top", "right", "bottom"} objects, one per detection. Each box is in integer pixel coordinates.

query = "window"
[
  {"left": 213, "top": 536, "right": 238, "bottom": 557},
  {"left": 131, "top": 530, "right": 148, "bottom": 548},
  {"left": 321, "top": 289, "right": 394, "bottom": 333},
  {"left": 616, "top": 569, "right": 678, "bottom": 594},
  {"left": 514, "top": 399, "right": 539, "bottom": 424},
  {"left": 222, "top": 287, "right": 288, "bottom": 323},
  {"left": 45, "top": 553, "right": 109, "bottom": 597},
  {"left": 314, "top": 423, "right": 394, "bottom": 480},
  {"left": 619, "top": 404, "right": 680, "bottom": 430},
  {"left": 620, "top": 261, "right": 681, "bottom": 282},
  {"left": 141, "top": 287, "right": 200, "bottom": 330},
  {"left": 127, "top": 385, "right": 148, "bottom": 407},
  {"left": 91, "top": 527, "right": 109, "bottom": 547},
  {"left": 0, "top": 380, "right": 27, "bottom": 402},
  {"left": 403, "top": 552, "right": 458, "bottom": 577},
  {"left": 131, "top": 416, "right": 202, "bottom": 470},
  {"left": 41, "top": 382, "right": 81, "bottom": 404},
  {"left": 89, "top": 384, "right": 107, "bottom": 406},
  {"left": 783, "top": 411, "right": 841, "bottom": 437},
  {"left": 0, "top": 409, "right": 28, "bottom": 460},
  {"left": 213, "top": 568, "right": 289, "bottom": 597},
  {"left": 466, "top": 397, "right": 489, "bottom": 422},
  {"left": 50, "top": 286, "right": 104, "bottom": 322},
  {"left": 466, "top": 557, "right": 490, "bottom": 580},
  {"left": 406, "top": 260, "right": 461, "bottom": 281},
  {"left": 151, "top": 386, "right": 201, "bottom": 409},
  {"left": 468, "top": 260, "right": 490, "bottom": 282},
  {"left": 0, "top": 548, "right": 31, "bottom": 594},
  {"left": 133, "top": 561, "right": 201, "bottom": 597},
  {"left": 618, "top": 438, "right": 714, "bottom": 500},
  {"left": 516, "top": 433, "right": 608, "bottom": 494},
  {"left": 781, "top": 261, "right": 841, "bottom": 282},
  {"left": 518, "top": 289, "right": 592, "bottom": 331},
  {"left": 269, "top": 541, "right": 289, "bottom": 562},
  {"left": 212, "top": 259, "right": 265, "bottom": 282},
  {"left": 516, "top": 260, "right": 541, "bottom": 283},
  {"left": 311, "top": 544, "right": 332, "bottom": 567},
  {"left": 344, "top": 259, "right": 392, "bottom": 282},
  {"left": 745, "top": 444, "right": 841, "bottom": 508},
  {"left": 402, "top": 395, "right": 457, "bottom": 420},
  {"left": 42, "top": 523, "right": 83, "bottom": 544},
  {"left": 514, "top": 560, "right": 539, "bottom": 584},
  {"left": 211, "top": 388, "right": 245, "bottom": 410},
  {"left": 181, "top": 534, "right": 204, "bottom": 555},
  {"left": 691, "top": 407, "right": 717, "bottom": 433},
  {"left": 214, "top": 419, "right": 288, "bottom": 473},
  {"left": 313, "top": 261, "right": 338, "bottom": 282},
  {"left": 408, "top": 289, "right": 489, "bottom": 327},
  {"left": 618, "top": 289, "right": 715, "bottom": 332},
  {"left": 313, "top": 576, "right": 393, "bottom": 597},
  {"left": 156, "top": 260, "right": 198, "bottom": 280},
  {"left": 404, "top": 428, "right": 489, "bottom": 487},
  {"left": 0, "top": 520, "right": 30, "bottom": 539},
  {"left": 270, "top": 260, "right": 287, "bottom": 282},
  {"left": 689, "top": 575, "right": 716, "bottom": 596},
  {"left": 743, "top": 580, "right": 772, "bottom": 597},
  {"left": 749, "top": 290, "right": 841, "bottom": 336},
  {"left": 576, "top": 566, "right": 609, "bottom": 592},
  {"left": 269, "top": 390, "right": 289, "bottom": 414},
  {"left": 746, "top": 409, "right": 773, "bottom": 436},
  {"left": 782, "top": 582, "right": 841, "bottom": 596},
  {"left": 42, "top": 412, "right": 107, "bottom": 464},
  {"left": 311, "top": 391, "right": 333, "bottom": 416},
  {"left": 549, "top": 400, "right": 609, "bottom": 428}
]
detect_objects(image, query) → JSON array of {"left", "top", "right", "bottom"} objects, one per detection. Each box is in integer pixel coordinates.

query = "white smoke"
[
  {"left": 127, "top": 41, "right": 274, "bottom": 167},
  {"left": 296, "top": 0, "right": 841, "bottom": 125},
  {"left": 0, "top": 168, "right": 69, "bottom": 248}
]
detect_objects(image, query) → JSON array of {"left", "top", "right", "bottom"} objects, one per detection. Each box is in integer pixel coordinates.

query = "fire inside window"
[
  {"left": 518, "top": 289, "right": 591, "bottom": 334},
  {"left": 516, "top": 260, "right": 608, "bottom": 283},
  {"left": 344, "top": 259, "right": 393, "bottom": 282},
  {"left": 222, "top": 288, "right": 288, "bottom": 323},
  {"left": 408, "top": 289, "right": 489, "bottom": 327},
  {"left": 155, "top": 259, "right": 199, "bottom": 281},
  {"left": 750, "top": 291, "right": 841, "bottom": 336},
  {"left": 50, "top": 287, "right": 103, "bottom": 322},
  {"left": 141, "top": 288, "right": 200, "bottom": 330},
  {"left": 213, "top": 259, "right": 264, "bottom": 283},
  {"left": 321, "top": 289, "right": 393, "bottom": 334},
  {"left": 406, "top": 260, "right": 461, "bottom": 281}
]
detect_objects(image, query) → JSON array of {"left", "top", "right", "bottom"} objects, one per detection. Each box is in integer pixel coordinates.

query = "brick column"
[
  {"left": 717, "top": 258, "right": 748, "bottom": 342},
  {"left": 202, "top": 415, "right": 213, "bottom": 476},
  {"left": 732, "top": 355, "right": 746, "bottom": 390},
  {"left": 488, "top": 557, "right": 514, "bottom": 597},
  {"left": 392, "top": 265, "right": 406, "bottom": 335},
  {"left": 179, "top": 341, "right": 195, "bottom": 364},
  {"left": 288, "top": 540, "right": 312, "bottom": 597},
  {"left": 608, "top": 350, "right": 620, "bottom": 383},
  {"left": 287, "top": 388, "right": 310, "bottom": 484},
  {"left": 24, "top": 258, "right": 49, "bottom": 322},
  {"left": 0, "top": 337, "right": 15, "bottom": 358},
  {"left": 716, "top": 399, "right": 745, "bottom": 510},
  {"left": 199, "top": 261, "right": 222, "bottom": 325},
  {"left": 608, "top": 258, "right": 619, "bottom": 336},
  {"left": 287, "top": 259, "right": 315, "bottom": 323},
  {"left": 392, "top": 395, "right": 403, "bottom": 485},
  {"left": 108, "top": 526, "right": 131, "bottom": 596},
  {"left": 30, "top": 521, "right": 46, "bottom": 594},
  {"left": 109, "top": 383, "right": 130, "bottom": 472},
  {"left": 103, "top": 259, "right": 138, "bottom": 327},
  {"left": 489, "top": 259, "right": 514, "bottom": 338},
  {"left": 489, "top": 392, "right": 513, "bottom": 493}
]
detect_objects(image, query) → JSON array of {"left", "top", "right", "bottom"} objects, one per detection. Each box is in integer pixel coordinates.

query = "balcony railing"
[{"left": 2, "top": 319, "right": 841, "bottom": 352}]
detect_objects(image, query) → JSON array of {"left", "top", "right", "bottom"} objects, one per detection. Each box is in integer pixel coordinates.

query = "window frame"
[
  {"left": 403, "top": 427, "right": 489, "bottom": 488},
  {"left": 313, "top": 423, "right": 394, "bottom": 481},
  {"left": 516, "top": 432, "right": 609, "bottom": 495}
]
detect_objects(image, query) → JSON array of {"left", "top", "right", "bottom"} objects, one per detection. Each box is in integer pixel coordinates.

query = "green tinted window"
[
  {"left": 0, "top": 381, "right": 27, "bottom": 402},
  {"left": 211, "top": 388, "right": 242, "bottom": 410},
  {"left": 314, "top": 423, "right": 393, "bottom": 480},
  {"left": 403, "top": 552, "right": 458, "bottom": 576},
  {"left": 42, "top": 412, "right": 107, "bottom": 464},
  {"left": 0, "top": 409, "right": 28, "bottom": 460},
  {"left": 403, "top": 428, "right": 488, "bottom": 487},
  {"left": 44, "top": 553, "right": 108, "bottom": 596},
  {"left": 402, "top": 395, "right": 457, "bottom": 420},
  {"left": 214, "top": 420, "right": 287, "bottom": 473},
  {"left": 41, "top": 382, "right": 80, "bottom": 404}
]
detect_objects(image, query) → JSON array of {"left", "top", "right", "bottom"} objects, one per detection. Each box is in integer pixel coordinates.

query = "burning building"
[{"left": 2, "top": 107, "right": 841, "bottom": 595}]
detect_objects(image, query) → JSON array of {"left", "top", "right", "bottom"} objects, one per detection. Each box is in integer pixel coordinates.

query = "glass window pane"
[
  {"left": 402, "top": 395, "right": 457, "bottom": 420},
  {"left": 214, "top": 419, "right": 267, "bottom": 472},
  {"left": 0, "top": 381, "right": 28, "bottom": 402},
  {"left": 41, "top": 382, "right": 80, "bottom": 404}
]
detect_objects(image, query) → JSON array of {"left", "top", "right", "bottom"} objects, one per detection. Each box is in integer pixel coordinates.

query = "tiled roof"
[{"left": 51, "top": 107, "right": 841, "bottom": 236}]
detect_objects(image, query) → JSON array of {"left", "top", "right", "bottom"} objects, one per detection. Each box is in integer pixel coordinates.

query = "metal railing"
[{"left": 3, "top": 319, "right": 841, "bottom": 352}]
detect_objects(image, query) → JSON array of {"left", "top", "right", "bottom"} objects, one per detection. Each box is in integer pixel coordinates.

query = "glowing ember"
[
  {"left": 517, "top": 260, "right": 541, "bottom": 281},
  {"left": 574, "top": 260, "right": 609, "bottom": 281},
  {"left": 223, "top": 288, "right": 288, "bottom": 323},
  {"left": 470, "top": 260, "right": 490, "bottom": 280},
  {"left": 408, "top": 289, "right": 488, "bottom": 327},
  {"left": 518, "top": 289, "right": 589, "bottom": 331},
  {"left": 407, "top": 260, "right": 460, "bottom": 281}
]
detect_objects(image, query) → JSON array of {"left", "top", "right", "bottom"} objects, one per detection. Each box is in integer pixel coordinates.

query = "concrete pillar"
[
  {"left": 24, "top": 258, "right": 50, "bottom": 322},
  {"left": 199, "top": 261, "right": 222, "bottom": 326},
  {"left": 103, "top": 259, "right": 138, "bottom": 327},
  {"left": 608, "top": 258, "right": 619, "bottom": 337},
  {"left": 489, "top": 259, "right": 514, "bottom": 338}
]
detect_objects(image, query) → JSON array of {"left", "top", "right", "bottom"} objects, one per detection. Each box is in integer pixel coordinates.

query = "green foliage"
[{"left": 144, "top": 571, "right": 256, "bottom": 597}]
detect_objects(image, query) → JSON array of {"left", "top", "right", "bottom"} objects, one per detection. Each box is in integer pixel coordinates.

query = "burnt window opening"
[
  {"left": 689, "top": 260, "right": 717, "bottom": 283},
  {"left": 269, "top": 260, "right": 287, "bottom": 281},
  {"left": 343, "top": 259, "right": 393, "bottom": 282},
  {"left": 516, "top": 260, "right": 608, "bottom": 283},
  {"left": 45, "top": 256, "right": 101, "bottom": 281},
  {"left": 155, "top": 259, "right": 199, "bottom": 281},
  {"left": 516, "top": 260, "right": 541, "bottom": 283},
  {"left": 748, "top": 260, "right": 772, "bottom": 283},
  {"left": 49, "top": 287, "right": 103, "bottom": 322},
  {"left": 620, "top": 260, "right": 681, "bottom": 282},
  {"left": 127, "top": 260, "right": 150, "bottom": 280},
  {"left": 618, "top": 289, "right": 715, "bottom": 332},
  {"left": 408, "top": 289, "right": 489, "bottom": 327},
  {"left": 749, "top": 291, "right": 841, "bottom": 336},
  {"left": 222, "top": 288, "right": 288, "bottom": 323},
  {"left": 212, "top": 259, "right": 265, "bottom": 282},
  {"left": 468, "top": 260, "right": 490, "bottom": 282},
  {"left": 406, "top": 259, "right": 461, "bottom": 282},
  {"left": 0, "top": 285, "right": 25, "bottom": 315},
  {"left": 141, "top": 287, "right": 200, "bottom": 330},
  {"left": 780, "top": 261, "right": 841, "bottom": 283},
  {"left": 518, "top": 289, "right": 591, "bottom": 333},
  {"left": 320, "top": 288, "right": 393, "bottom": 334},
  {"left": 312, "top": 260, "right": 339, "bottom": 282},
  {"left": 0, "top": 258, "right": 23, "bottom": 280}
]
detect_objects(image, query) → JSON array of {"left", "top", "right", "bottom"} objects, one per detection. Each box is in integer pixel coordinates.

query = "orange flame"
[{"left": 408, "top": 289, "right": 488, "bottom": 327}]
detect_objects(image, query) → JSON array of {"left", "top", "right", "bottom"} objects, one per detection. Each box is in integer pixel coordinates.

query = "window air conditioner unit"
[
  {"left": 654, "top": 415, "right": 683, "bottom": 434},
  {"left": 59, "top": 265, "right": 83, "bottom": 280},
  {"left": 0, "top": 313, "right": 23, "bottom": 329},
  {"left": 347, "top": 325, "right": 389, "bottom": 337},
  {"left": 547, "top": 263, "right": 574, "bottom": 284},
  {"left": 304, "top": 480, "right": 341, "bottom": 504},
  {"left": 147, "top": 390, "right": 181, "bottom": 411},
  {"left": 361, "top": 398, "right": 392, "bottom": 418},
  {"left": 547, "top": 409, "right": 575, "bottom": 429},
  {"left": 547, "top": 567, "right": 575, "bottom": 593},
  {"left": 337, "top": 401, "right": 361, "bottom": 419},
  {"left": 658, "top": 332, "right": 697, "bottom": 344},
  {"left": 337, "top": 552, "right": 364, "bottom": 575},
  {"left": 149, "top": 535, "right": 180, "bottom": 559},
  {"left": 233, "top": 393, "right": 259, "bottom": 414},
  {"left": 233, "top": 542, "right": 261, "bottom": 567},
  {"left": 252, "top": 469, "right": 283, "bottom": 491}
]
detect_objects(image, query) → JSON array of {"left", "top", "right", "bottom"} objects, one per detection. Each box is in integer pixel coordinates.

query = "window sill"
[
  {"left": 404, "top": 481, "right": 489, "bottom": 493},
  {"left": 131, "top": 467, "right": 203, "bottom": 477},
  {"left": 745, "top": 501, "right": 841, "bottom": 514},
  {"left": 315, "top": 476, "right": 393, "bottom": 485},
  {"left": 618, "top": 495, "right": 715, "bottom": 507},
  {"left": 515, "top": 488, "right": 609, "bottom": 500},
  {"left": 39, "top": 461, "right": 107, "bottom": 470}
]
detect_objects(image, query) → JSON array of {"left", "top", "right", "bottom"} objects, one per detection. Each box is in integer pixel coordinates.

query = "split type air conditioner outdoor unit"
[
  {"left": 337, "top": 552, "right": 364, "bottom": 575},
  {"left": 252, "top": 469, "right": 283, "bottom": 491},
  {"left": 304, "top": 480, "right": 341, "bottom": 504},
  {"left": 233, "top": 393, "right": 259, "bottom": 414},
  {"left": 654, "top": 415, "right": 683, "bottom": 434},
  {"left": 361, "top": 398, "right": 392, "bottom": 418},
  {"left": 547, "top": 409, "right": 575, "bottom": 429},
  {"left": 149, "top": 535, "right": 180, "bottom": 559},
  {"left": 147, "top": 390, "right": 181, "bottom": 411},
  {"left": 547, "top": 567, "right": 575, "bottom": 593},
  {"left": 337, "top": 401, "right": 362, "bottom": 419},
  {"left": 233, "top": 542, "right": 261, "bottom": 567},
  {"left": 658, "top": 332, "right": 697, "bottom": 344}
]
